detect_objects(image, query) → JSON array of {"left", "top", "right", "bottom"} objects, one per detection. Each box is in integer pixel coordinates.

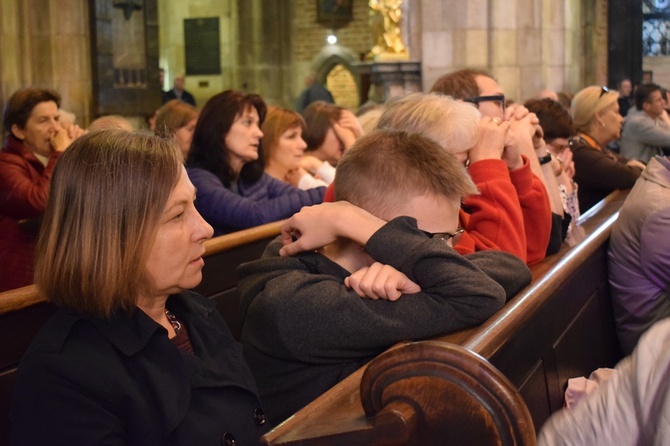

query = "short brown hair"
[
  {"left": 430, "top": 68, "right": 492, "bottom": 99},
  {"left": 2, "top": 87, "right": 61, "bottom": 136},
  {"left": 302, "top": 101, "right": 344, "bottom": 151},
  {"left": 34, "top": 130, "right": 183, "bottom": 318},
  {"left": 524, "top": 98, "right": 574, "bottom": 140},
  {"left": 334, "top": 130, "right": 478, "bottom": 220},
  {"left": 155, "top": 99, "right": 199, "bottom": 138},
  {"left": 261, "top": 106, "right": 306, "bottom": 165}
]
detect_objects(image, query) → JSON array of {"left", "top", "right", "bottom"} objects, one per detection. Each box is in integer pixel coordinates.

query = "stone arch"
[{"left": 310, "top": 45, "right": 361, "bottom": 106}]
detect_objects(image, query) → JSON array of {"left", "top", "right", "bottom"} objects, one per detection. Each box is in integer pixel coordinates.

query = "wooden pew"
[
  {"left": 261, "top": 190, "right": 628, "bottom": 445},
  {"left": 193, "top": 220, "right": 283, "bottom": 339},
  {"left": 0, "top": 220, "right": 282, "bottom": 444}
]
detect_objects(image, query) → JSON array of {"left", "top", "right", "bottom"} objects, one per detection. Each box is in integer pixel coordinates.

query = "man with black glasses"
[{"left": 430, "top": 68, "right": 553, "bottom": 265}]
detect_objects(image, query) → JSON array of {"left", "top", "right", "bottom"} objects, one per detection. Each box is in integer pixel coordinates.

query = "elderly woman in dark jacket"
[
  {"left": 11, "top": 130, "right": 270, "bottom": 445},
  {"left": 186, "top": 90, "right": 325, "bottom": 235}
]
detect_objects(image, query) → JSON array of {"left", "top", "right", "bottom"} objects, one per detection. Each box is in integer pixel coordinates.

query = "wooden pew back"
[
  {"left": 261, "top": 190, "right": 628, "bottom": 445},
  {"left": 0, "top": 220, "right": 281, "bottom": 444}
]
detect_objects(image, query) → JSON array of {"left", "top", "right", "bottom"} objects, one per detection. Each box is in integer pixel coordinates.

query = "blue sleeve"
[{"left": 187, "top": 168, "right": 325, "bottom": 233}]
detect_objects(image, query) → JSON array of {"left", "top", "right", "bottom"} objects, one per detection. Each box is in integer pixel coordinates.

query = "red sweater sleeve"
[
  {"left": 324, "top": 183, "right": 336, "bottom": 202},
  {"left": 454, "top": 159, "right": 527, "bottom": 262},
  {"left": 508, "top": 156, "right": 552, "bottom": 265}
]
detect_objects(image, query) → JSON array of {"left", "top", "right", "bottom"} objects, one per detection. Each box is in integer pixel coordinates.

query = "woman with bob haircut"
[
  {"left": 302, "top": 100, "right": 363, "bottom": 166},
  {"left": 570, "top": 86, "right": 645, "bottom": 213},
  {"left": 10, "top": 130, "right": 271, "bottom": 445},
  {"left": 155, "top": 99, "right": 199, "bottom": 160},
  {"left": 186, "top": 90, "right": 324, "bottom": 235},
  {"left": 262, "top": 106, "right": 334, "bottom": 190}
]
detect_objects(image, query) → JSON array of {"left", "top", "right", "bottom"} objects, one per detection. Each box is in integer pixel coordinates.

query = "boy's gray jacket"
[{"left": 237, "top": 216, "right": 532, "bottom": 424}]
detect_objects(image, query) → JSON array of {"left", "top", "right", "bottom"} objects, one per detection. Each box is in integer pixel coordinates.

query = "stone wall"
[
  {"left": 292, "top": 0, "right": 371, "bottom": 107},
  {"left": 420, "top": 0, "right": 607, "bottom": 102},
  {"left": 0, "top": 0, "right": 92, "bottom": 128}
]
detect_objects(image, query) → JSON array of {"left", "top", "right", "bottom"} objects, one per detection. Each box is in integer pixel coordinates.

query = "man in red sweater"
[
  {"left": 430, "top": 68, "right": 552, "bottom": 265},
  {"left": 0, "top": 88, "right": 83, "bottom": 291}
]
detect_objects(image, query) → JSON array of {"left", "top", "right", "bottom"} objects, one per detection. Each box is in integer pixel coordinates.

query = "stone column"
[{"left": 0, "top": 0, "right": 92, "bottom": 126}]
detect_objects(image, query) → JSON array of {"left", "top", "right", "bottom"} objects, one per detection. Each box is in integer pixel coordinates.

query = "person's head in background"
[
  {"left": 146, "top": 109, "right": 159, "bottom": 132},
  {"left": 571, "top": 86, "right": 623, "bottom": 146},
  {"left": 88, "top": 115, "right": 135, "bottom": 133},
  {"left": 557, "top": 91, "right": 573, "bottom": 111},
  {"left": 634, "top": 83, "right": 665, "bottom": 119},
  {"left": 302, "top": 101, "right": 347, "bottom": 166},
  {"left": 2, "top": 87, "right": 62, "bottom": 156},
  {"left": 159, "top": 68, "right": 165, "bottom": 89},
  {"left": 430, "top": 68, "right": 505, "bottom": 120},
  {"left": 534, "top": 89, "right": 560, "bottom": 102},
  {"left": 35, "top": 129, "right": 212, "bottom": 318},
  {"left": 334, "top": 130, "right": 477, "bottom": 244},
  {"left": 174, "top": 74, "right": 186, "bottom": 93},
  {"left": 618, "top": 78, "right": 632, "bottom": 98},
  {"left": 355, "top": 104, "right": 384, "bottom": 135},
  {"left": 261, "top": 106, "right": 307, "bottom": 181},
  {"left": 524, "top": 98, "right": 575, "bottom": 157},
  {"left": 375, "top": 92, "right": 480, "bottom": 166},
  {"left": 156, "top": 99, "right": 199, "bottom": 161},
  {"left": 187, "top": 89, "right": 266, "bottom": 187}
]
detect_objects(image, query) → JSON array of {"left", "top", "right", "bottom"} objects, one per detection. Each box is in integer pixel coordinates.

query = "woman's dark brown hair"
[{"left": 187, "top": 90, "right": 267, "bottom": 187}]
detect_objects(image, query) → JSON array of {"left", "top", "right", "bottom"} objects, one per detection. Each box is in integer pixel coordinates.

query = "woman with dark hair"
[
  {"left": 11, "top": 130, "right": 271, "bottom": 444},
  {"left": 186, "top": 90, "right": 325, "bottom": 234}
]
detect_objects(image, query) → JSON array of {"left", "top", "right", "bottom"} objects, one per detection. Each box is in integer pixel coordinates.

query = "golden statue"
[{"left": 367, "top": 0, "right": 408, "bottom": 60}]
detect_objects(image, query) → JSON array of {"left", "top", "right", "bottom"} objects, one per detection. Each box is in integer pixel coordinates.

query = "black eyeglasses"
[
  {"left": 463, "top": 94, "right": 506, "bottom": 111},
  {"left": 599, "top": 86, "right": 610, "bottom": 97},
  {"left": 421, "top": 227, "right": 464, "bottom": 245}
]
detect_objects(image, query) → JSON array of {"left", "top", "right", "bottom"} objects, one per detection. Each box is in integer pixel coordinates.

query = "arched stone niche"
[{"left": 310, "top": 44, "right": 362, "bottom": 109}]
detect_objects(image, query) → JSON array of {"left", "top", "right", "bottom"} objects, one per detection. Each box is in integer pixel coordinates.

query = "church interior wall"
[{"left": 0, "top": 0, "right": 655, "bottom": 125}]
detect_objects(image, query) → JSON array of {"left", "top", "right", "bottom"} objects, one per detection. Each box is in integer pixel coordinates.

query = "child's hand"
[
  {"left": 332, "top": 122, "right": 357, "bottom": 151},
  {"left": 338, "top": 109, "right": 364, "bottom": 139},
  {"left": 345, "top": 262, "right": 421, "bottom": 301}
]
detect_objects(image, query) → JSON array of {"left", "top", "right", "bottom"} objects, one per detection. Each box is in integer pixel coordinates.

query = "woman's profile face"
[
  {"left": 174, "top": 118, "right": 197, "bottom": 161},
  {"left": 225, "top": 106, "right": 263, "bottom": 172},
  {"left": 143, "top": 167, "right": 213, "bottom": 298},
  {"left": 597, "top": 101, "right": 624, "bottom": 142},
  {"left": 317, "top": 126, "right": 345, "bottom": 165},
  {"left": 274, "top": 125, "right": 307, "bottom": 171}
]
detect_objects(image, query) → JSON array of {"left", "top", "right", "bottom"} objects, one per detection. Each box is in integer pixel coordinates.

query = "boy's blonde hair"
[{"left": 335, "top": 130, "right": 478, "bottom": 220}]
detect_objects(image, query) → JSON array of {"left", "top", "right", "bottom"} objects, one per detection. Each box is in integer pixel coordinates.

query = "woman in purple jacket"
[{"left": 186, "top": 90, "right": 325, "bottom": 235}]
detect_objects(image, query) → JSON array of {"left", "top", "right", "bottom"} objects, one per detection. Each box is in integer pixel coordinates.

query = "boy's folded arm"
[
  {"left": 364, "top": 216, "right": 532, "bottom": 301},
  {"left": 279, "top": 201, "right": 385, "bottom": 256},
  {"left": 269, "top": 254, "right": 510, "bottom": 361},
  {"left": 262, "top": 223, "right": 529, "bottom": 359}
]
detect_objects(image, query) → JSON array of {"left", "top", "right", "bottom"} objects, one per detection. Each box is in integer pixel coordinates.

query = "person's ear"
[
  {"left": 11, "top": 124, "right": 25, "bottom": 141},
  {"left": 642, "top": 100, "right": 652, "bottom": 113}
]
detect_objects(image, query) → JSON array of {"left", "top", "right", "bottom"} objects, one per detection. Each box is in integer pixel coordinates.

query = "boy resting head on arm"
[{"left": 238, "top": 130, "right": 532, "bottom": 424}]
